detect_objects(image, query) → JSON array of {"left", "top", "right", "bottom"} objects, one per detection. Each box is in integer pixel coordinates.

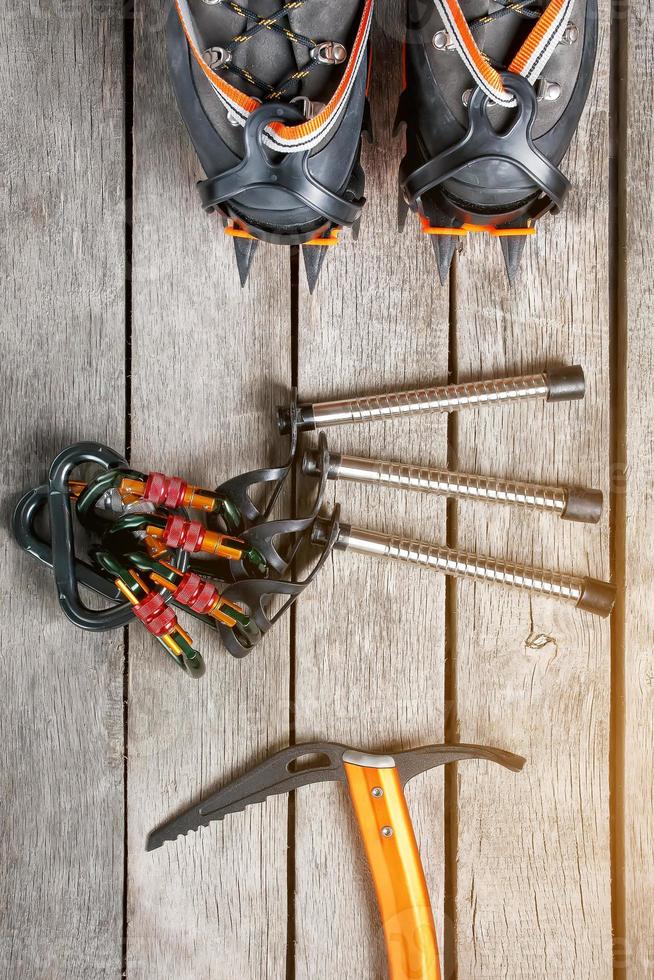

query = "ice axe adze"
[{"left": 147, "top": 740, "right": 525, "bottom": 979}]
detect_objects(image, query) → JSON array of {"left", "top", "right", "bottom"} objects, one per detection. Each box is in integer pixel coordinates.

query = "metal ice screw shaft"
[
  {"left": 277, "top": 366, "right": 585, "bottom": 433},
  {"left": 302, "top": 451, "right": 603, "bottom": 523},
  {"left": 310, "top": 521, "right": 615, "bottom": 617}
]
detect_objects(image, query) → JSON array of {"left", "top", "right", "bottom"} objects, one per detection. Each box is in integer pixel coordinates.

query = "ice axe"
[{"left": 147, "top": 739, "right": 525, "bottom": 979}]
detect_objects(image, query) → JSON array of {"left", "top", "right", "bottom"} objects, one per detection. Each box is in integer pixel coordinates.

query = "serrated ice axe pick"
[{"left": 147, "top": 740, "right": 525, "bottom": 979}]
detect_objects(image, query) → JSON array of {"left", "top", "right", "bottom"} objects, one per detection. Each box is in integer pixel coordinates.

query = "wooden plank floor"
[{"left": 0, "top": 1, "right": 649, "bottom": 978}]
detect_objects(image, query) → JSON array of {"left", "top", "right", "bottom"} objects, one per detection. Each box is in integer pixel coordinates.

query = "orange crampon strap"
[
  {"left": 305, "top": 228, "right": 341, "bottom": 246},
  {"left": 419, "top": 217, "right": 536, "bottom": 237},
  {"left": 175, "top": 0, "right": 374, "bottom": 152},
  {"left": 432, "top": 0, "right": 576, "bottom": 105},
  {"left": 225, "top": 221, "right": 340, "bottom": 245},
  {"left": 224, "top": 222, "right": 257, "bottom": 241}
]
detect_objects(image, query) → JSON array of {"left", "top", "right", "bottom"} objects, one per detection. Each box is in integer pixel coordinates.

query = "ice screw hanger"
[{"left": 147, "top": 739, "right": 524, "bottom": 980}]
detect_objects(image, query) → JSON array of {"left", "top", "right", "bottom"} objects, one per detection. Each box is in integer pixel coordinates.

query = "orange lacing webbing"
[{"left": 431, "top": 0, "right": 575, "bottom": 105}]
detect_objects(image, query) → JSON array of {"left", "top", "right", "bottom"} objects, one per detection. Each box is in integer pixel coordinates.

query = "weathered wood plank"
[
  {"left": 622, "top": 2, "right": 654, "bottom": 974},
  {"left": 451, "top": 5, "right": 613, "bottom": 977},
  {"left": 0, "top": 3, "right": 125, "bottom": 978},
  {"left": 127, "top": 2, "right": 292, "bottom": 977},
  {"left": 294, "top": 3, "right": 450, "bottom": 975}
]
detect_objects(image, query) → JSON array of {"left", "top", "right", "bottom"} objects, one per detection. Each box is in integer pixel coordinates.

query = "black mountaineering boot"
[
  {"left": 167, "top": 0, "right": 373, "bottom": 290},
  {"left": 397, "top": 0, "right": 597, "bottom": 282}
]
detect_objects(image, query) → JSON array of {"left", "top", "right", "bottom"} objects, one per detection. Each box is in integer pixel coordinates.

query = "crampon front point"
[
  {"left": 397, "top": 0, "right": 597, "bottom": 282},
  {"left": 167, "top": 0, "right": 373, "bottom": 290}
]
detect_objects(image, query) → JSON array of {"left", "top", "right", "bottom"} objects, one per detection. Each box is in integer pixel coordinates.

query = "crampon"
[
  {"left": 397, "top": 0, "right": 597, "bottom": 282},
  {"left": 167, "top": 0, "right": 373, "bottom": 290}
]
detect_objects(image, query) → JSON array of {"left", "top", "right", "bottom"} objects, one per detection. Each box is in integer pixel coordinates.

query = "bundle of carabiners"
[{"left": 13, "top": 398, "right": 336, "bottom": 675}]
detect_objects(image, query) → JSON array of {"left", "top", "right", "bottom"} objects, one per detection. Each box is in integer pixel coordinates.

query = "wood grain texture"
[
  {"left": 126, "top": 2, "right": 292, "bottom": 977},
  {"left": 451, "top": 4, "right": 613, "bottom": 977},
  {"left": 0, "top": 3, "right": 125, "bottom": 978},
  {"left": 622, "top": 1, "right": 654, "bottom": 974},
  {"left": 4, "top": 0, "right": 653, "bottom": 975},
  {"left": 294, "top": 3, "right": 450, "bottom": 976}
]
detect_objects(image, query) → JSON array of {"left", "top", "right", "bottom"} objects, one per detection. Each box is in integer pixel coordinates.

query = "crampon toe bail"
[
  {"left": 166, "top": 0, "right": 373, "bottom": 289},
  {"left": 402, "top": 75, "right": 571, "bottom": 221},
  {"left": 398, "top": 0, "right": 598, "bottom": 281}
]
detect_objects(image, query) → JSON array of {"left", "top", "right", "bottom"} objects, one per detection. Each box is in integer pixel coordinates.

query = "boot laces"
[
  {"left": 469, "top": 0, "right": 543, "bottom": 71},
  {"left": 204, "top": 0, "right": 346, "bottom": 104}
]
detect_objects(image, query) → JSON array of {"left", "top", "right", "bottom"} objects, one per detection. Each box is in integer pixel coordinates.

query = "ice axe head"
[
  {"left": 146, "top": 739, "right": 524, "bottom": 980},
  {"left": 146, "top": 740, "right": 524, "bottom": 851}
]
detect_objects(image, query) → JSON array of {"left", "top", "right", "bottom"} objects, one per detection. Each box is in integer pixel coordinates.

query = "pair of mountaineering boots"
[{"left": 167, "top": 0, "right": 597, "bottom": 288}]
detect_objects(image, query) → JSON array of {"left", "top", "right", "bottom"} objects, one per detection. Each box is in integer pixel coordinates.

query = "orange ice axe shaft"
[
  {"left": 147, "top": 740, "right": 525, "bottom": 979},
  {"left": 343, "top": 751, "right": 440, "bottom": 979}
]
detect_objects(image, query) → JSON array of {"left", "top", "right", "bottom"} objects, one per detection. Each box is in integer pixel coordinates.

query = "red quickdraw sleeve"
[
  {"left": 162, "top": 515, "right": 206, "bottom": 553},
  {"left": 144, "top": 473, "right": 188, "bottom": 510},
  {"left": 132, "top": 592, "right": 177, "bottom": 637},
  {"left": 174, "top": 572, "right": 220, "bottom": 615}
]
